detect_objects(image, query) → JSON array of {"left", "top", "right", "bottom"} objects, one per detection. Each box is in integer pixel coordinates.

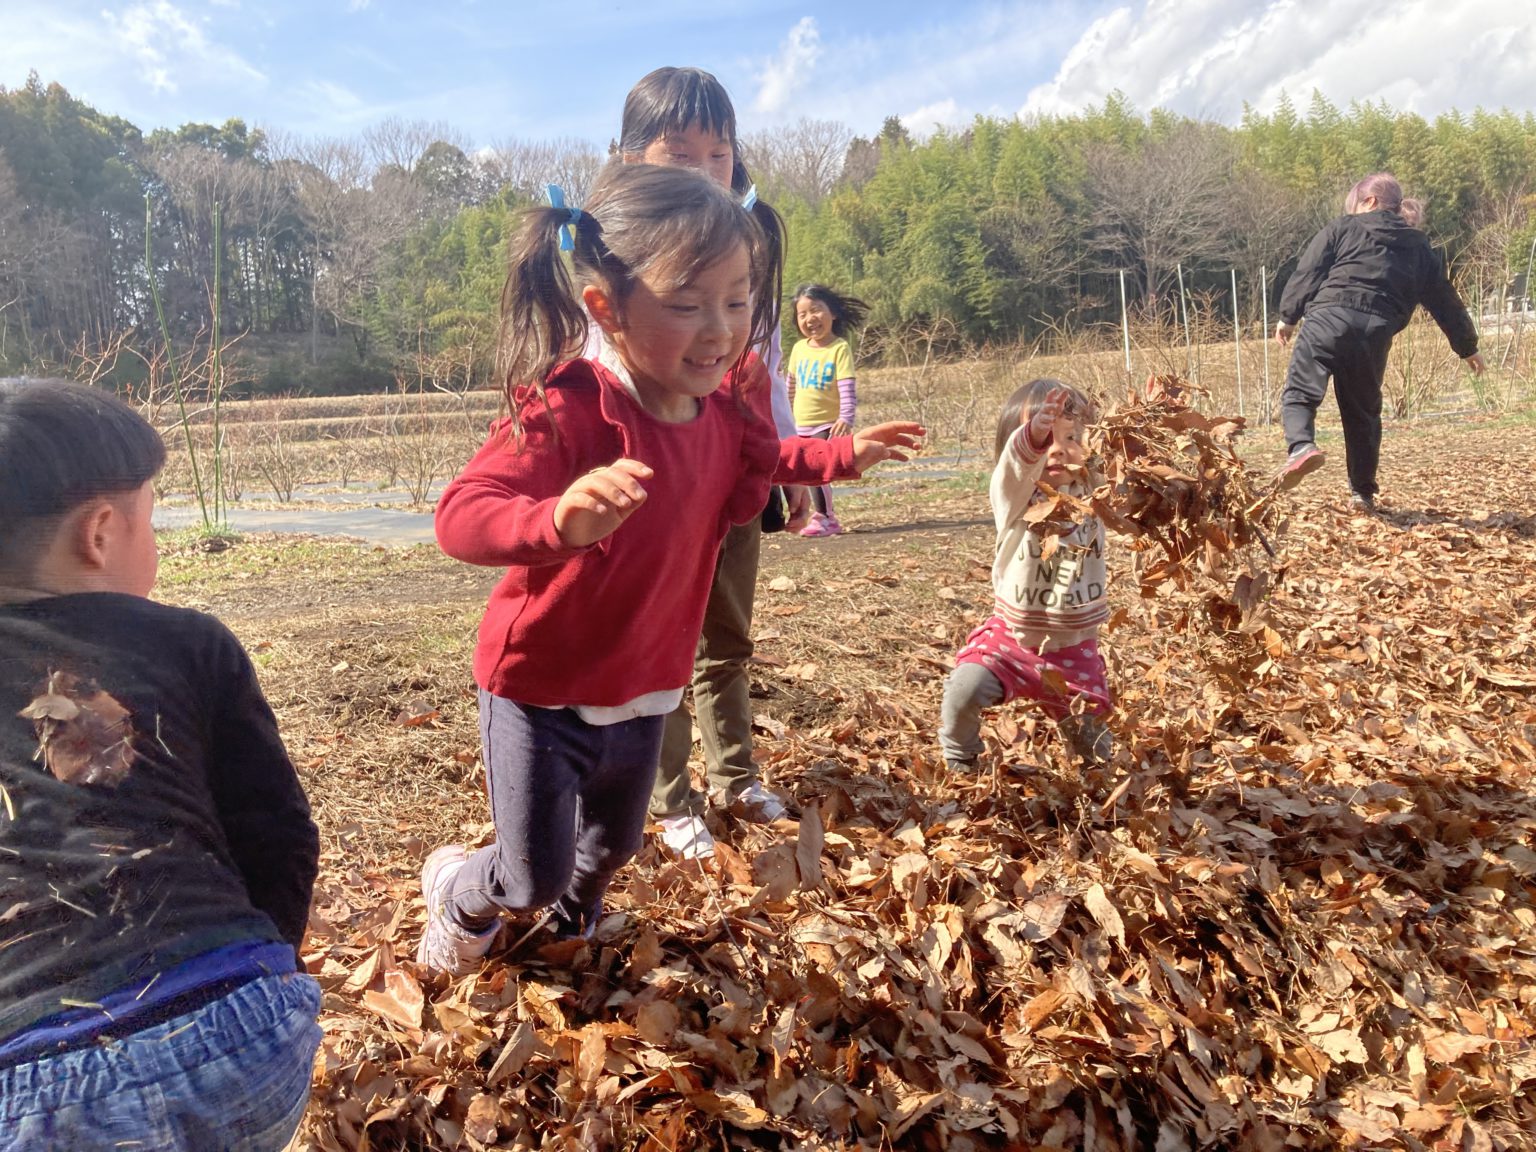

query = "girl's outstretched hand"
[
  {"left": 554, "top": 458, "right": 653, "bottom": 547},
  {"left": 1028, "top": 388, "right": 1070, "bottom": 449},
  {"left": 850, "top": 421, "right": 925, "bottom": 472}
]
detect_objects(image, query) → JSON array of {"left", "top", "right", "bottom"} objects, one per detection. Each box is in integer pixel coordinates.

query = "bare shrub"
[
  {"left": 247, "top": 395, "right": 304, "bottom": 502},
  {"left": 377, "top": 374, "right": 457, "bottom": 506},
  {"left": 323, "top": 421, "right": 369, "bottom": 488},
  {"left": 1385, "top": 315, "right": 1464, "bottom": 418}
]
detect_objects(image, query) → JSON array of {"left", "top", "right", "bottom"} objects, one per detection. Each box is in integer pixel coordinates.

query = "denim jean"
[{"left": 0, "top": 971, "right": 322, "bottom": 1152}]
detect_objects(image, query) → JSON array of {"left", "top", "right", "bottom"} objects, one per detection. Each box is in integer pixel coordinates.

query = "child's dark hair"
[
  {"left": 993, "top": 377, "right": 1097, "bottom": 462},
  {"left": 0, "top": 377, "right": 165, "bottom": 578},
  {"left": 617, "top": 66, "right": 786, "bottom": 356},
  {"left": 497, "top": 163, "right": 770, "bottom": 426},
  {"left": 792, "top": 284, "right": 870, "bottom": 338},
  {"left": 619, "top": 66, "right": 739, "bottom": 162}
]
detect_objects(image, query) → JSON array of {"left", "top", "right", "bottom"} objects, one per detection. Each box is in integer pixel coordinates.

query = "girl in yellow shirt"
[{"left": 786, "top": 284, "right": 869, "bottom": 537}]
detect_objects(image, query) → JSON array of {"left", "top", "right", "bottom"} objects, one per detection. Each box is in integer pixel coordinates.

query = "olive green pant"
[{"left": 651, "top": 518, "right": 762, "bottom": 819}]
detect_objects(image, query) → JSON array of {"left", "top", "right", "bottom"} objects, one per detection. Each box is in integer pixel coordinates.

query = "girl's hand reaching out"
[
  {"left": 555, "top": 458, "right": 653, "bottom": 547},
  {"left": 850, "top": 421, "right": 925, "bottom": 472},
  {"left": 1028, "top": 388, "right": 1070, "bottom": 450}
]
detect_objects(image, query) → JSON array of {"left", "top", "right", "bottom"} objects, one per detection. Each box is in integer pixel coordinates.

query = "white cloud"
[
  {"left": 297, "top": 78, "right": 369, "bottom": 121},
  {"left": 901, "top": 98, "right": 964, "bottom": 137},
  {"left": 752, "top": 17, "right": 823, "bottom": 117},
  {"left": 347, "top": 0, "right": 372, "bottom": 10},
  {"left": 101, "top": 0, "right": 264, "bottom": 96},
  {"left": 1020, "top": 0, "right": 1536, "bottom": 122},
  {"left": 740, "top": 3, "right": 1090, "bottom": 136}
]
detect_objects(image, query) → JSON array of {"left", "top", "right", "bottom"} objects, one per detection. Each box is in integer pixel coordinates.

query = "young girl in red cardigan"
[{"left": 418, "top": 163, "right": 920, "bottom": 973}]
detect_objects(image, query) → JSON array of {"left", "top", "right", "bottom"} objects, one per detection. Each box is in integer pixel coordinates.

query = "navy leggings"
[{"left": 446, "top": 691, "right": 663, "bottom": 929}]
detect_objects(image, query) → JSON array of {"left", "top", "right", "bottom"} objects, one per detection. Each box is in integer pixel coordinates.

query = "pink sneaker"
[
  {"left": 799, "top": 512, "right": 843, "bottom": 538},
  {"left": 1276, "top": 444, "right": 1325, "bottom": 492}
]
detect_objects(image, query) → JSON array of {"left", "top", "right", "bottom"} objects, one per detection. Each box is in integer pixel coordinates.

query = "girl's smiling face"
[
  {"left": 594, "top": 241, "right": 753, "bottom": 422},
  {"left": 795, "top": 296, "right": 834, "bottom": 344},
  {"left": 636, "top": 125, "right": 734, "bottom": 189}
]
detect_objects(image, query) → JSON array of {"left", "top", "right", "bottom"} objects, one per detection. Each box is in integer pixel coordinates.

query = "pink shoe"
[
  {"left": 1276, "top": 444, "right": 1325, "bottom": 492},
  {"left": 799, "top": 512, "right": 843, "bottom": 538}
]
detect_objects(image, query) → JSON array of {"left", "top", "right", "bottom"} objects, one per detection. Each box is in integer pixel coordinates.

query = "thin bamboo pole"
[
  {"left": 1119, "top": 269, "right": 1132, "bottom": 375},
  {"left": 146, "top": 195, "right": 211, "bottom": 530},
  {"left": 1260, "top": 265, "right": 1270, "bottom": 423},
  {"left": 211, "top": 202, "right": 224, "bottom": 524},
  {"left": 1177, "top": 263, "right": 1193, "bottom": 380},
  {"left": 1231, "top": 268, "right": 1243, "bottom": 417}
]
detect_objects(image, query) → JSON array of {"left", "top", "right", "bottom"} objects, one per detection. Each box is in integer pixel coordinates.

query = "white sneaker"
[
  {"left": 727, "top": 780, "right": 788, "bottom": 823},
  {"left": 657, "top": 813, "right": 716, "bottom": 860},
  {"left": 416, "top": 845, "right": 497, "bottom": 974}
]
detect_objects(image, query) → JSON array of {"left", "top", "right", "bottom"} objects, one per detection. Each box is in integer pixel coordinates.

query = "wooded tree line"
[{"left": 3, "top": 72, "right": 1533, "bottom": 392}]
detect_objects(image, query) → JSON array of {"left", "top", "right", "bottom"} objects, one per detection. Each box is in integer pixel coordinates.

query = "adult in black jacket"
[{"left": 1274, "top": 173, "right": 1484, "bottom": 511}]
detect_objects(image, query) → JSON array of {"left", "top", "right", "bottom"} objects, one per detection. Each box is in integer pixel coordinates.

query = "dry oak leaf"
[
  {"left": 1423, "top": 1031, "right": 1495, "bottom": 1063},
  {"left": 19, "top": 671, "right": 135, "bottom": 787},
  {"left": 463, "top": 1093, "right": 500, "bottom": 1145},
  {"left": 1313, "top": 1029, "right": 1369, "bottom": 1065},
  {"left": 393, "top": 698, "right": 440, "bottom": 728},
  {"left": 1083, "top": 883, "right": 1126, "bottom": 945},
  {"left": 361, "top": 965, "right": 424, "bottom": 1031},
  {"left": 795, "top": 802, "right": 825, "bottom": 889},
  {"left": 1018, "top": 891, "right": 1070, "bottom": 942}
]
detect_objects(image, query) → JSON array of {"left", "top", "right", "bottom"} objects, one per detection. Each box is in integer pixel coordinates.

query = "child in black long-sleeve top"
[
  {"left": 1274, "top": 172, "right": 1485, "bottom": 512},
  {"left": 0, "top": 378, "right": 321, "bottom": 1152}
]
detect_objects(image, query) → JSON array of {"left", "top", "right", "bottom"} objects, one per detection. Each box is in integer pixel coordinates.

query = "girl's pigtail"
[
  {"left": 834, "top": 291, "right": 871, "bottom": 335},
  {"left": 748, "top": 197, "right": 786, "bottom": 355},
  {"left": 730, "top": 158, "right": 784, "bottom": 355},
  {"left": 496, "top": 206, "right": 592, "bottom": 439}
]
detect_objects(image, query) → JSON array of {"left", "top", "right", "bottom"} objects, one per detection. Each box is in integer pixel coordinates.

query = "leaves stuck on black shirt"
[{"left": 18, "top": 670, "right": 135, "bottom": 787}]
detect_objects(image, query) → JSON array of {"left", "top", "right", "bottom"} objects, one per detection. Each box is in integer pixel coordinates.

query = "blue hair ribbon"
[
  {"left": 740, "top": 184, "right": 758, "bottom": 212},
  {"left": 545, "top": 184, "right": 581, "bottom": 251}
]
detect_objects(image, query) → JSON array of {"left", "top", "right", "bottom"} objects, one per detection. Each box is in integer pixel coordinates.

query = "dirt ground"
[{"left": 156, "top": 415, "right": 1536, "bottom": 1151}]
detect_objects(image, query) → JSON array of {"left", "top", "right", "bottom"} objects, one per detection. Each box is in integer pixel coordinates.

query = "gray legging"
[
  {"left": 939, "top": 662, "right": 1006, "bottom": 764},
  {"left": 446, "top": 690, "right": 663, "bottom": 931}
]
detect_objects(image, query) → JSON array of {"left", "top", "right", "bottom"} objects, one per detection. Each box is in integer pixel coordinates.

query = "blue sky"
[{"left": 2, "top": 1, "right": 1532, "bottom": 149}]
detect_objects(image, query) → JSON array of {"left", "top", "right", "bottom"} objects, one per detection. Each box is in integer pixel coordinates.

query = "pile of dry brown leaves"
[{"left": 289, "top": 409, "right": 1535, "bottom": 1151}]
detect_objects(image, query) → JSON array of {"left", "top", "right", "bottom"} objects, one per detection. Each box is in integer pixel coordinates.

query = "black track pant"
[{"left": 1280, "top": 306, "right": 1397, "bottom": 499}]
